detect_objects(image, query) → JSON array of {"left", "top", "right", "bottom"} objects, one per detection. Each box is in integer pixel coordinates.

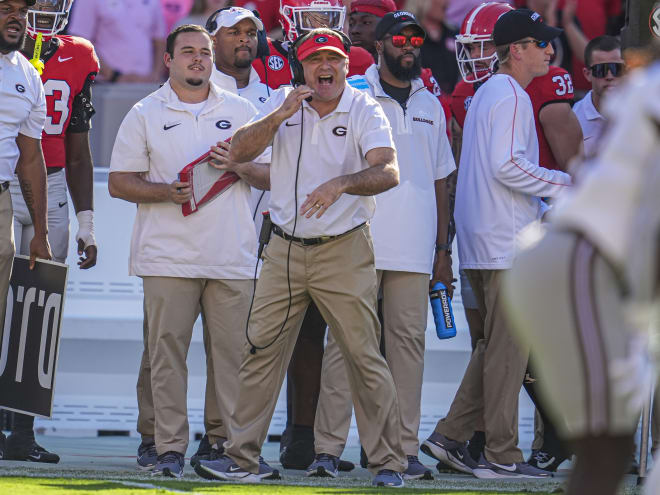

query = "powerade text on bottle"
[{"left": 430, "top": 282, "right": 456, "bottom": 339}]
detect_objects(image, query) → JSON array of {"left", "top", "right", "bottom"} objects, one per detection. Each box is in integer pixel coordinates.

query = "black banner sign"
[{"left": 0, "top": 256, "right": 68, "bottom": 417}]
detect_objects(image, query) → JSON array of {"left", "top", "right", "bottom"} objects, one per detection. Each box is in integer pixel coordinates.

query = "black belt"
[
  {"left": 0, "top": 181, "right": 8, "bottom": 194},
  {"left": 272, "top": 222, "right": 366, "bottom": 246},
  {"left": 47, "top": 167, "right": 64, "bottom": 175}
]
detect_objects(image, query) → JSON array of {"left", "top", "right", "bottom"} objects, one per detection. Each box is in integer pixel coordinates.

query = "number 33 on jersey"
[{"left": 25, "top": 35, "right": 100, "bottom": 169}]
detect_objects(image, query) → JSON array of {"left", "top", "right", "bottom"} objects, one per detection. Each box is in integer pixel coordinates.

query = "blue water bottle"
[{"left": 430, "top": 282, "right": 456, "bottom": 339}]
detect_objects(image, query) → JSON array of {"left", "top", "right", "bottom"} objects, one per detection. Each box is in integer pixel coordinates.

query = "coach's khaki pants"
[
  {"left": 224, "top": 227, "right": 406, "bottom": 474},
  {"left": 314, "top": 270, "right": 428, "bottom": 457},
  {"left": 141, "top": 276, "right": 252, "bottom": 455},
  {"left": 434, "top": 269, "right": 527, "bottom": 464},
  {"left": 136, "top": 302, "right": 228, "bottom": 444},
  {"left": 0, "top": 191, "right": 15, "bottom": 324}
]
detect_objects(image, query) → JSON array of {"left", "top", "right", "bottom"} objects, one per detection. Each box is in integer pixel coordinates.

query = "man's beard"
[
  {"left": 0, "top": 30, "right": 26, "bottom": 53},
  {"left": 185, "top": 78, "right": 204, "bottom": 86},
  {"left": 233, "top": 57, "right": 253, "bottom": 69},
  {"left": 383, "top": 48, "right": 421, "bottom": 82}
]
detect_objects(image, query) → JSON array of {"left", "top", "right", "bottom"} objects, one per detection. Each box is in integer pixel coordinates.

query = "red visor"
[
  {"left": 350, "top": 0, "right": 396, "bottom": 17},
  {"left": 297, "top": 33, "right": 348, "bottom": 61}
]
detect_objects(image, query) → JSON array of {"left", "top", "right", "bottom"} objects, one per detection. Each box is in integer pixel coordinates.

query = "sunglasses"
[
  {"left": 388, "top": 34, "right": 424, "bottom": 48},
  {"left": 515, "top": 39, "right": 550, "bottom": 49},
  {"left": 589, "top": 62, "right": 624, "bottom": 78}
]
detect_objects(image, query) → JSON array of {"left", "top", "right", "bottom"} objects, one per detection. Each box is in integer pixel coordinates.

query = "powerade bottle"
[{"left": 430, "top": 282, "right": 456, "bottom": 339}]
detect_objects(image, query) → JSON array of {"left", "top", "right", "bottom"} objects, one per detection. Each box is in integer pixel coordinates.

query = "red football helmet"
[
  {"left": 455, "top": 2, "right": 513, "bottom": 83},
  {"left": 27, "top": 0, "right": 74, "bottom": 37},
  {"left": 279, "top": 0, "right": 346, "bottom": 43}
]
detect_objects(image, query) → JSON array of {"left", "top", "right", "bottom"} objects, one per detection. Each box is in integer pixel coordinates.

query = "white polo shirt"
[
  {"left": 257, "top": 84, "right": 395, "bottom": 238},
  {"left": 109, "top": 81, "right": 259, "bottom": 279},
  {"left": 350, "top": 65, "right": 456, "bottom": 274},
  {"left": 455, "top": 74, "right": 572, "bottom": 270},
  {"left": 0, "top": 51, "right": 46, "bottom": 181},
  {"left": 573, "top": 90, "right": 607, "bottom": 159},
  {"left": 210, "top": 66, "right": 272, "bottom": 232}
]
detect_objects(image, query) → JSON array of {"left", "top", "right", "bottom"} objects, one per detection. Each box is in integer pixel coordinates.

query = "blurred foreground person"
[{"left": 505, "top": 55, "right": 660, "bottom": 495}]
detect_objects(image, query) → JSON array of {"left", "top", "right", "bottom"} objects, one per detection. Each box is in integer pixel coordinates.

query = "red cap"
[
  {"left": 297, "top": 33, "right": 349, "bottom": 61},
  {"left": 350, "top": 0, "right": 397, "bottom": 17}
]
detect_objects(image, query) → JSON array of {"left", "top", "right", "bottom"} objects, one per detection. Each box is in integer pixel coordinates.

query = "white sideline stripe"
[{"left": 113, "top": 480, "right": 203, "bottom": 494}]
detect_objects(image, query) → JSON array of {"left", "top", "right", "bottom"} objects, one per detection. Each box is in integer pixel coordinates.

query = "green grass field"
[{"left": 0, "top": 477, "right": 564, "bottom": 495}]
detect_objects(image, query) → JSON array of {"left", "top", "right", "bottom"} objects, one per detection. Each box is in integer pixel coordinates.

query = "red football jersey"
[
  {"left": 21, "top": 36, "right": 99, "bottom": 169},
  {"left": 450, "top": 67, "right": 574, "bottom": 170},
  {"left": 526, "top": 66, "right": 574, "bottom": 170},
  {"left": 253, "top": 38, "right": 375, "bottom": 89},
  {"left": 421, "top": 67, "right": 452, "bottom": 139}
]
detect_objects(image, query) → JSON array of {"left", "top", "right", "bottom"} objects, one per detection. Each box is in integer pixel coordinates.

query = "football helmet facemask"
[
  {"left": 279, "top": 0, "right": 345, "bottom": 43},
  {"left": 455, "top": 2, "right": 513, "bottom": 83},
  {"left": 27, "top": 0, "right": 74, "bottom": 37}
]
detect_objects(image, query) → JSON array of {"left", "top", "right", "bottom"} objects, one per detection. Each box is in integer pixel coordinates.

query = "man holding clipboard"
[{"left": 108, "top": 24, "right": 267, "bottom": 478}]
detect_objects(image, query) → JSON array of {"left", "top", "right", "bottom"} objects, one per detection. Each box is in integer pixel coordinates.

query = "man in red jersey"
[
  {"left": 252, "top": 0, "right": 374, "bottom": 90},
  {"left": 441, "top": 1, "right": 581, "bottom": 475},
  {"left": 3, "top": 0, "right": 99, "bottom": 464}
]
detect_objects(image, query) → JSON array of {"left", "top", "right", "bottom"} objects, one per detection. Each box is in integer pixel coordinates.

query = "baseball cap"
[
  {"left": 374, "top": 10, "right": 426, "bottom": 41},
  {"left": 493, "top": 9, "right": 562, "bottom": 46},
  {"left": 350, "top": 0, "right": 396, "bottom": 17},
  {"left": 206, "top": 7, "right": 264, "bottom": 36},
  {"left": 297, "top": 32, "right": 348, "bottom": 61}
]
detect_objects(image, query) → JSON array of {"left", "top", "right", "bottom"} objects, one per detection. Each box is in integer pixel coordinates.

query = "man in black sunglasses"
[{"left": 573, "top": 35, "right": 624, "bottom": 158}]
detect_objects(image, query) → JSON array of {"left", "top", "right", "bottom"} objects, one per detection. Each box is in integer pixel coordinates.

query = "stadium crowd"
[{"left": 1, "top": 0, "right": 659, "bottom": 494}]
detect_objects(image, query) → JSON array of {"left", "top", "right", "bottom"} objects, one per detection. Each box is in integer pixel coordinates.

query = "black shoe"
[
  {"left": 360, "top": 446, "right": 368, "bottom": 469},
  {"left": 338, "top": 459, "right": 355, "bottom": 472},
  {"left": 279, "top": 426, "right": 314, "bottom": 470},
  {"left": 5, "top": 433, "right": 59, "bottom": 463},
  {"left": 435, "top": 460, "right": 464, "bottom": 474},
  {"left": 190, "top": 434, "right": 216, "bottom": 468},
  {"left": 527, "top": 449, "right": 567, "bottom": 473}
]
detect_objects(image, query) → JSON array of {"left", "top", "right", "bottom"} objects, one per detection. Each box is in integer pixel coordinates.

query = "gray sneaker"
[
  {"left": 472, "top": 453, "right": 501, "bottom": 479},
  {"left": 403, "top": 455, "right": 433, "bottom": 480},
  {"left": 258, "top": 456, "right": 281, "bottom": 480},
  {"left": 372, "top": 469, "right": 404, "bottom": 488},
  {"left": 491, "top": 461, "right": 553, "bottom": 478},
  {"left": 136, "top": 440, "right": 157, "bottom": 471},
  {"left": 194, "top": 453, "right": 260, "bottom": 483},
  {"left": 421, "top": 432, "right": 478, "bottom": 474},
  {"left": 153, "top": 451, "right": 184, "bottom": 478},
  {"left": 306, "top": 453, "right": 339, "bottom": 478}
]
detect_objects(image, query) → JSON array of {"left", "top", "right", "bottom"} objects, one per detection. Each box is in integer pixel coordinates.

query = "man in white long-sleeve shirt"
[{"left": 421, "top": 9, "right": 572, "bottom": 479}]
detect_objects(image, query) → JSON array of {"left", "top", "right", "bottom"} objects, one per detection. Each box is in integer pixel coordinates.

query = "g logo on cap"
[{"left": 316, "top": 36, "right": 329, "bottom": 43}]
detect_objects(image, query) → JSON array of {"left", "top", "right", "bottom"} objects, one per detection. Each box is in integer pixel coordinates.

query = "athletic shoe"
[
  {"left": 279, "top": 426, "right": 315, "bottom": 470},
  {"left": 153, "top": 451, "right": 184, "bottom": 478},
  {"left": 472, "top": 453, "right": 505, "bottom": 479},
  {"left": 338, "top": 459, "right": 355, "bottom": 472},
  {"left": 258, "top": 456, "right": 280, "bottom": 480},
  {"left": 372, "top": 469, "right": 404, "bottom": 487},
  {"left": 190, "top": 434, "right": 215, "bottom": 468},
  {"left": 527, "top": 449, "right": 567, "bottom": 472},
  {"left": 195, "top": 453, "right": 260, "bottom": 483},
  {"left": 4, "top": 434, "right": 59, "bottom": 463},
  {"left": 435, "top": 460, "right": 464, "bottom": 474},
  {"left": 474, "top": 454, "right": 553, "bottom": 479},
  {"left": 421, "top": 432, "right": 477, "bottom": 474},
  {"left": 136, "top": 440, "right": 158, "bottom": 471},
  {"left": 403, "top": 455, "right": 433, "bottom": 480},
  {"left": 306, "top": 453, "right": 339, "bottom": 478}
]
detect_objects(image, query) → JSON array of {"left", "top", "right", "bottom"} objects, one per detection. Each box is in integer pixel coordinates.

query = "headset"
[
  {"left": 288, "top": 29, "right": 351, "bottom": 87},
  {"left": 205, "top": 7, "right": 270, "bottom": 60}
]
